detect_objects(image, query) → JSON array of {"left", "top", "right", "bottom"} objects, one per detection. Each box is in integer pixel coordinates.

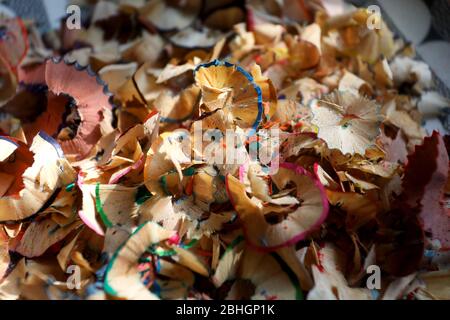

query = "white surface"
[
  {"left": 418, "top": 41, "right": 450, "bottom": 88},
  {"left": 322, "top": 0, "right": 354, "bottom": 16},
  {"left": 0, "top": 3, "right": 15, "bottom": 17},
  {"left": 43, "top": 0, "right": 68, "bottom": 29},
  {"left": 378, "top": 0, "right": 431, "bottom": 45},
  {"left": 424, "top": 118, "right": 447, "bottom": 136}
]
